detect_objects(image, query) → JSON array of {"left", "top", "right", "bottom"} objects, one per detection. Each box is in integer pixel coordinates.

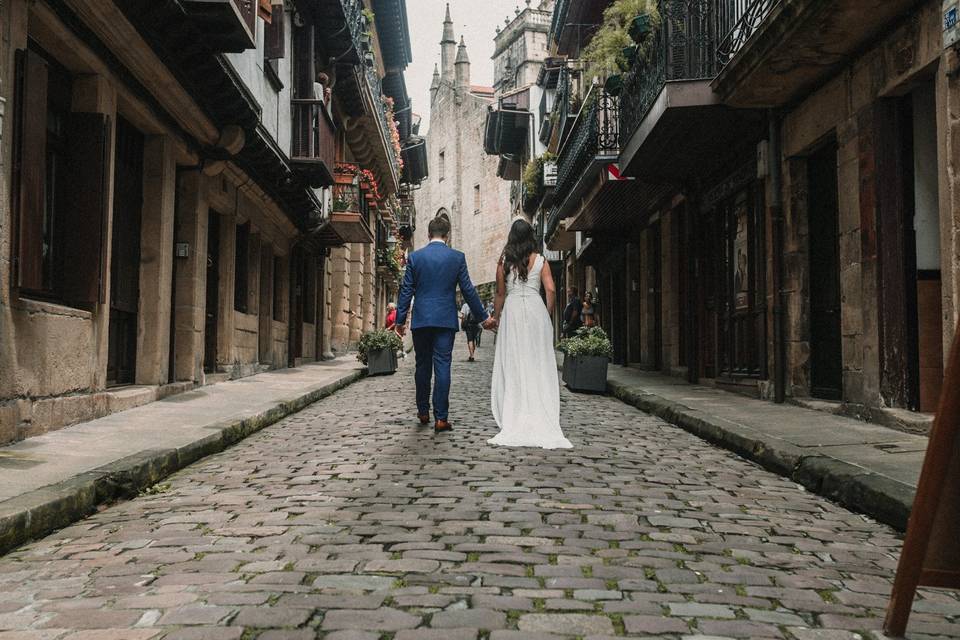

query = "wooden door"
[
  {"left": 107, "top": 118, "right": 144, "bottom": 386},
  {"left": 698, "top": 209, "right": 719, "bottom": 379},
  {"left": 647, "top": 221, "right": 662, "bottom": 370},
  {"left": 204, "top": 211, "right": 220, "bottom": 373},
  {"left": 259, "top": 246, "right": 273, "bottom": 364},
  {"left": 288, "top": 248, "right": 304, "bottom": 365},
  {"left": 808, "top": 142, "right": 843, "bottom": 400}
]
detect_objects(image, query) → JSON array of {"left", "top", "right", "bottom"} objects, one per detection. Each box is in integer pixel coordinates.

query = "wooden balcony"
[
  {"left": 291, "top": 100, "right": 337, "bottom": 188},
  {"left": 181, "top": 0, "right": 257, "bottom": 51},
  {"left": 330, "top": 180, "right": 374, "bottom": 244}
]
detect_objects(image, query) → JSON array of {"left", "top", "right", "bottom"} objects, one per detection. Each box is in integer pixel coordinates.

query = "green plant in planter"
[
  {"left": 521, "top": 151, "right": 557, "bottom": 213},
  {"left": 357, "top": 329, "right": 403, "bottom": 365},
  {"left": 558, "top": 326, "right": 613, "bottom": 359},
  {"left": 362, "top": 8, "right": 375, "bottom": 24},
  {"left": 582, "top": 0, "right": 660, "bottom": 80}
]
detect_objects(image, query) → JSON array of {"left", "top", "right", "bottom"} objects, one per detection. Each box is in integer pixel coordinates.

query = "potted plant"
[
  {"left": 559, "top": 327, "right": 612, "bottom": 393},
  {"left": 357, "top": 329, "right": 403, "bottom": 376}
]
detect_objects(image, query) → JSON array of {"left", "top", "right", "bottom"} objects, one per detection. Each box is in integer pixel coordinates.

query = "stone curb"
[
  {"left": 0, "top": 369, "right": 364, "bottom": 556},
  {"left": 603, "top": 378, "right": 914, "bottom": 531}
]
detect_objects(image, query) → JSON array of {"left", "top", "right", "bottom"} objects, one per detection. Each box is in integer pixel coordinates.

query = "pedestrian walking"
[
  {"left": 460, "top": 300, "right": 481, "bottom": 362},
  {"left": 562, "top": 287, "right": 582, "bottom": 337}
]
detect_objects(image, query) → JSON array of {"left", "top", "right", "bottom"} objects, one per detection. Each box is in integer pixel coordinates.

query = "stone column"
[
  {"left": 172, "top": 170, "right": 209, "bottom": 383},
  {"left": 136, "top": 135, "right": 177, "bottom": 385},
  {"left": 321, "top": 255, "right": 335, "bottom": 359},
  {"left": 217, "top": 211, "right": 237, "bottom": 370},
  {"left": 937, "top": 62, "right": 960, "bottom": 362},
  {"left": 329, "top": 246, "right": 351, "bottom": 353},
  {"left": 349, "top": 244, "right": 364, "bottom": 344},
  {"left": 362, "top": 244, "right": 375, "bottom": 333}
]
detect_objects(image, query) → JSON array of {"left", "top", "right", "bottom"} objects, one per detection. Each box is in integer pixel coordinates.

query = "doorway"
[
  {"left": 646, "top": 221, "right": 662, "bottom": 371},
  {"left": 204, "top": 211, "right": 220, "bottom": 374},
  {"left": 259, "top": 246, "right": 273, "bottom": 365},
  {"left": 107, "top": 118, "right": 144, "bottom": 386},
  {"left": 807, "top": 142, "right": 842, "bottom": 400}
]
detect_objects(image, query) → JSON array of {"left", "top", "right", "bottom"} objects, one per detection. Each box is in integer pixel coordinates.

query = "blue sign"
[{"left": 946, "top": 6, "right": 958, "bottom": 30}]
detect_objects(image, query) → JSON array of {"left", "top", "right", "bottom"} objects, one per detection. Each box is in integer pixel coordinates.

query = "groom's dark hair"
[{"left": 428, "top": 216, "right": 451, "bottom": 239}]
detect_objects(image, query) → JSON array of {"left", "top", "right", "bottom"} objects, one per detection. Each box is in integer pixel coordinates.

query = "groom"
[{"left": 395, "top": 217, "right": 496, "bottom": 433}]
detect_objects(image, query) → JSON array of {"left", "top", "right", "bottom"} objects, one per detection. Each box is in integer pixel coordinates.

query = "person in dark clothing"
[{"left": 562, "top": 287, "right": 582, "bottom": 338}]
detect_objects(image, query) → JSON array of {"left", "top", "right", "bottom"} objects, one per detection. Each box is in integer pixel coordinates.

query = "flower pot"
[
  {"left": 604, "top": 74, "right": 623, "bottom": 96},
  {"left": 565, "top": 355, "right": 608, "bottom": 393},
  {"left": 366, "top": 347, "right": 398, "bottom": 376},
  {"left": 629, "top": 14, "right": 653, "bottom": 43},
  {"left": 620, "top": 46, "right": 638, "bottom": 69}
]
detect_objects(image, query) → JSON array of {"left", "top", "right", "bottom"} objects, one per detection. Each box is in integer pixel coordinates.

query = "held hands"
[
  {"left": 394, "top": 324, "right": 407, "bottom": 338},
  {"left": 482, "top": 317, "right": 499, "bottom": 331}
]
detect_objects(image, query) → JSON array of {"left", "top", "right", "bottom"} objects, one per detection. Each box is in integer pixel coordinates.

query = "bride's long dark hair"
[{"left": 501, "top": 219, "right": 538, "bottom": 282}]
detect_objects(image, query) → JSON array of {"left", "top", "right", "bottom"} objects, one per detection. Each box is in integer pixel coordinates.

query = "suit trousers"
[{"left": 412, "top": 327, "right": 457, "bottom": 421}]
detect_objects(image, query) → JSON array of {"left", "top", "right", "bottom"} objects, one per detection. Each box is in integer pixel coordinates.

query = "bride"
[{"left": 488, "top": 219, "right": 572, "bottom": 449}]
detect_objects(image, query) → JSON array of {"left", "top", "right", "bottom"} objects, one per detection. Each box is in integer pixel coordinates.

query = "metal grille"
[
  {"left": 716, "top": 0, "right": 780, "bottom": 65},
  {"left": 553, "top": 88, "right": 620, "bottom": 214},
  {"left": 620, "top": 0, "right": 732, "bottom": 145}
]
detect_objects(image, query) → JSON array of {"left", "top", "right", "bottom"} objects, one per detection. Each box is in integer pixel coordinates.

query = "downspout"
[{"left": 770, "top": 109, "right": 786, "bottom": 403}]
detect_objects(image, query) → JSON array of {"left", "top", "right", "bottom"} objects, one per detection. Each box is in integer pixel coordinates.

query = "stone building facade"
[
  {"left": 413, "top": 6, "right": 515, "bottom": 288},
  {"left": 538, "top": 0, "right": 958, "bottom": 431},
  {"left": 0, "top": 0, "right": 416, "bottom": 445}
]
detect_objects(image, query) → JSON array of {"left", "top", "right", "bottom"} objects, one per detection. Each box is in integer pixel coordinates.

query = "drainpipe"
[{"left": 770, "top": 109, "right": 786, "bottom": 403}]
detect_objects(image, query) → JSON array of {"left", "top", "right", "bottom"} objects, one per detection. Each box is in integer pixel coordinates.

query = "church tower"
[
  {"left": 440, "top": 3, "right": 456, "bottom": 82},
  {"left": 455, "top": 36, "right": 471, "bottom": 93}
]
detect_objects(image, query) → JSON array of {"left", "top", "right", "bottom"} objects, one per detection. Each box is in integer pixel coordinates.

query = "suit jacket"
[{"left": 396, "top": 241, "right": 488, "bottom": 331}]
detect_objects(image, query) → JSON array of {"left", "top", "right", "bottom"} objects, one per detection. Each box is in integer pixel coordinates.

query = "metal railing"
[
  {"left": 620, "top": 0, "right": 731, "bottom": 143},
  {"left": 716, "top": 0, "right": 780, "bottom": 65},
  {"left": 549, "top": 0, "right": 571, "bottom": 45},
  {"left": 553, "top": 88, "right": 620, "bottom": 210},
  {"left": 291, "top": 99, "right": 336, "bottom": 168},
  {"left": 363, "top": 65, "right": 402, "bottom": 181}
]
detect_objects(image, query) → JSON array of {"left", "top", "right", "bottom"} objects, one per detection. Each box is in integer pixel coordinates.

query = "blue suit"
[{"left": 396, "top": 241, "right": 488, "bottom": 421}]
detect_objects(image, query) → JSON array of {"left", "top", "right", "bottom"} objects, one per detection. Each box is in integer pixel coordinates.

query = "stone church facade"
[{"left": 413, "top": 7, "right": 514, "bottom": 288}]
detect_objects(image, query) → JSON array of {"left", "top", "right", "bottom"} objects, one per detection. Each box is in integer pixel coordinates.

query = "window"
[
  {"left": 273, "top": 255, "right": 284, "bottom": 321},
  {"left": 234, "top": 222, "right": 250, "bottom": 313},
  {"left": 474, "top": 184, "right": 481, "bottom": 213},
  {"left": 438, "top": 150, "right": 445, "bottom": 181},
  {"left": 263, "top": 3, "right": 284, "bottom": 91},
  {"left": 12, "top": 45, "right": 109, "bottom": 307}
]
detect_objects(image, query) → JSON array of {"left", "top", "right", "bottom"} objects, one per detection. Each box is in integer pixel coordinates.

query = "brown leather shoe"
[
  {"left": 434, "top": 420, "right": 453, "bottom": 433},
  {"left": 417, "top": 414, "right": 430, "bottom": 425}
]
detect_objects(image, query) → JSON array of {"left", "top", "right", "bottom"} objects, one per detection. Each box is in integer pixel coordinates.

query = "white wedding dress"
[{"left": 489, "top": 255, "right": 572, "bottom": 449}]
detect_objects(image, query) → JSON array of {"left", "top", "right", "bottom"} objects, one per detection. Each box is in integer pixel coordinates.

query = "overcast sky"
[{"left": 407, "top": 0, "right": 531, "bottom": 133}]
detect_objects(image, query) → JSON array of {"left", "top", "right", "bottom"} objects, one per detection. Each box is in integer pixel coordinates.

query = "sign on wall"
[
  {"left": 543, "top": 161, "right": 557, "bottom": 188},
  {"left": 945, "top": 1, "right": 959, "bottom": 48}
]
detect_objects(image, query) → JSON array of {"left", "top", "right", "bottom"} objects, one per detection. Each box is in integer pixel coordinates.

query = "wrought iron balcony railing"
[
  {"left": 553, "top": 88, "right": 620, "bottom": 210},
  {"left": 716, "top": 0, "right": 780, "bottom": 66},
  {"left": 620, "top": 0, "right": 730, "bottom": 141},
  {"left": 549, "top": 0, "right": 571, "bottom": 45},
  {"left": 363, "top": 64, "right": 402, "bottom": 182}
]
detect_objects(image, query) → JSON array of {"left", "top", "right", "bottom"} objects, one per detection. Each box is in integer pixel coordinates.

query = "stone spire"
[
  {"left": 430, "top": 64, "right": 441, "bottom": 102},
  {"left": 440, "top": 3, "right": 457, "bottom": 82},
  {"left": 455, "top": 36, "right": 471, "bottom": 91}
]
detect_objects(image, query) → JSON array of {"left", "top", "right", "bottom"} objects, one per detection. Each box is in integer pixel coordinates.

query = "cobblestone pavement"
[{"left": 1, "top": 341, "right": 958, "bottom": 640}]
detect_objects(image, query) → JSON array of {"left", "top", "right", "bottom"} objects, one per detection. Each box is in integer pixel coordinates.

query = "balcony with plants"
[
  {"left": 616, "top": 0, "right": 764, "bottom": 181},
  {"left": 713, "top": 0, "right": 918, "bottom": 108},
  {"left": 329, "top": 163, "right": 376, "bottom": 244}
]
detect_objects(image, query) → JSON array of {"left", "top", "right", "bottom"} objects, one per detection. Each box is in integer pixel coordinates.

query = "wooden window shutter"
[
  {"left": 12, "top": 48, "right": 49, "bottom": 291},
  {"left": 60, "top": 112, "right": 110, "bottom": 306},
  {"left": 264, "top": 5, "right": 285, "bottom": 60},
  {"left": 258, "top": 0, "right": 272, "bottom": 22}
]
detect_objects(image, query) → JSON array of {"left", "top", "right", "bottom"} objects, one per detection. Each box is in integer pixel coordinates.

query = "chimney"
[
  {"left": 455, "top": 36, "right": 470, "bottom": 91},
  {"left": 440, "top": 4, "right": 456, "bottom": 82}
]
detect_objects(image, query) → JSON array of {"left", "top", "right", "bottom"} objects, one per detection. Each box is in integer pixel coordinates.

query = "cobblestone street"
[{"left": 1, "top": 341, "right": 958, "bottom": 640}]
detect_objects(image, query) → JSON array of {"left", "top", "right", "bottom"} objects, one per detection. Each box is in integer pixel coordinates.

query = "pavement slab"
[{"left": 0, "top": 341, "right": 956, "bottom": 638}]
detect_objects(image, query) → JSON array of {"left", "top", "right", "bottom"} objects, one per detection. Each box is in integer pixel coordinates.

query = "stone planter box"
[
  {"left": 565, "top": 355, "right": 608, "bottom": 393},
  {"left": 561, "top": 352, "right": 572, "bottom": 383},
  {"left": 366, "top": 347, "right": 398, "bottom": 376}
]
